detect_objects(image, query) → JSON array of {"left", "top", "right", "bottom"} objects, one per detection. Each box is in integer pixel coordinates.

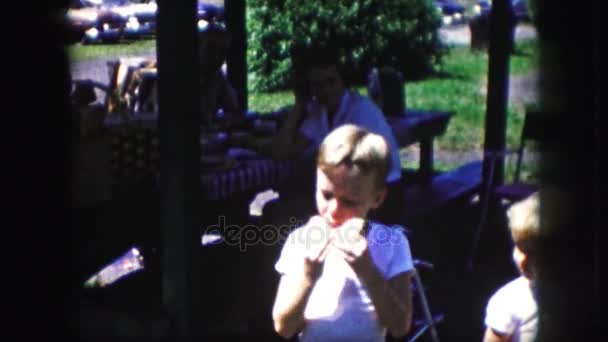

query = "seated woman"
[
  {"left": 230, "top": 45, "right": 405, "bottom": 225},
  {"left": 233, "top": 44, "right": 402, "bottom": 187}
]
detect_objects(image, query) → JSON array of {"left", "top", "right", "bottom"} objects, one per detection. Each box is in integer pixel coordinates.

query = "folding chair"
[
  {"left": 408, "top": 259, "right": 444, "bottom": 342},
  {"left": 105, "top": 59, "right": 130, "bottom": 115},
  {"left": 467, "top": 110, "right": 549, "bottom": 269},
  {"left": 73, "top": 58, "right": 157, "bottom": 119},
  {"left": 131, "top": 68, "right": 158, "bottom": 113}
]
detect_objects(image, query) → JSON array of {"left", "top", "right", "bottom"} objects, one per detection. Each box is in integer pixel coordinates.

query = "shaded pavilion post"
[
  {"left": 225, "top": 0, "right": 248, "bottom": 112},
  {"left": 482, "top": 0, "right": 515, "bottom": 193},
  {"left": 156, "top": 0, "right": 203, "bottom": 339}
]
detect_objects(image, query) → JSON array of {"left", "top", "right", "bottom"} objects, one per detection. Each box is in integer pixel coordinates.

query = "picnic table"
[
  {"left": 388, "top": 109, "right": 453, "bottom": 184},
  {"left": 103, "top": 109, "right": 452, "bottom": 202}
]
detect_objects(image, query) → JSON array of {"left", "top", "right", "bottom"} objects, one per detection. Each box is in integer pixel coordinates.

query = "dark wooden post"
[
  {"left": 466, "top": 0, "right": 515, "bottom": 271},
  {"left": 156, "top": 0, "right": 202, "bottom": 339},
  {"left": 419, "top": 138, "right": 434, "bottom": 186},
  {"left": 225, "top": 0, "right": 248, "bottom": 112},
  {"left": 533, "top": 0, "right": 599, "bottom": 339},
  {"left": 482, "top": 0, "right": 514, "bottom": 193}
]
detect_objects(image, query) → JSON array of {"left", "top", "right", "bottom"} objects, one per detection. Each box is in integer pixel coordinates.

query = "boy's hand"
[
  {"left": 331, "top": 218, "right": 376, "bottom": 280},
  {"left": 335, "top": 217, "right": 366, "bottom": 237},
  {"left": 302, "top": 216, "right": 331, "bottom": 284}
]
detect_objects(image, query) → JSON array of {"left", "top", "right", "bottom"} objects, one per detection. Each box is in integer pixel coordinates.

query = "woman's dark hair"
[{"left": 290, "top": 43, "right": 350, "bottom": 87}]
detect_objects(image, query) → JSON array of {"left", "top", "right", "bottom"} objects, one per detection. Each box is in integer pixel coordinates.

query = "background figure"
[
  {"left": 70, "top": 80, "right": 112, "bottom": 209},
  {"left": 483, "top": 191, "right": 543, "bottom": 342},
  {"left": 367, "top": 66, "right": 407, "bottom": 117},
  {"left": 70, "top": 80, "right": 108, "bottom": 140},
  {"left": 198, "top": 22, "right": 241, "bottom": 127}
]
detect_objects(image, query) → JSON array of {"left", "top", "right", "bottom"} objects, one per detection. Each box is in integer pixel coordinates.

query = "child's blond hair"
[
  {"left": 317, "top": 124, "right": 391, "bottom": 189},
  {"left": 507, "top": 192, "right": 541, "bottom": 256}
]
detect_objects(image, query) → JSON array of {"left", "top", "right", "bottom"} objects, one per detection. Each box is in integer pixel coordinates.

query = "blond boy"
[
  {"left": 272, "top": 124, "right": 414, "bottom": 341},
  {"left": 483, "top": 192, "right": 542, "bottom": 342}
]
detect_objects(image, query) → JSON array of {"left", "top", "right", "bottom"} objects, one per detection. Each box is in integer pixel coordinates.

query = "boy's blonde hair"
[
  {"left": 317, "top": 124, "right": 391, "bottom": 189},
  {"left": 507, "top": 192, "right": 541, "bottom": 256}
]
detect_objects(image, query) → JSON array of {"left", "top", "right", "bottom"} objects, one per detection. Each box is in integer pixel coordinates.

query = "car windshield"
[
  {"left": 70, "top": 0, "right": 102, "bottom": 8},
  {"left": 104, "top": 0, "right": 130, "bottom": 5}
]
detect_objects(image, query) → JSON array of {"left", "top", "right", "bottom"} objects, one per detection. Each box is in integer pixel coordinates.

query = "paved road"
[{"left": 439, "top": 22, "right": 537, "bottom": 45}]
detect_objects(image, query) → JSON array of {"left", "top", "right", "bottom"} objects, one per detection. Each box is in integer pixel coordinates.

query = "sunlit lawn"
[{"left": 250, "top": 39, "right": 539, "bottom": 175}]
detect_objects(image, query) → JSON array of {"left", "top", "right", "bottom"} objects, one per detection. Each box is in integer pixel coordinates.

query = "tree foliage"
[{"left": 247, "top": 0, "right": 445, "bottom": 92}]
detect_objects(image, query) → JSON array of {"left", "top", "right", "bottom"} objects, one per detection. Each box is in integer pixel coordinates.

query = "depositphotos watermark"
[{"left": 203, "top": 216, "right": 405, "bottom": 251}]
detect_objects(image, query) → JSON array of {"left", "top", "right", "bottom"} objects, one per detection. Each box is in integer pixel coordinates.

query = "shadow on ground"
[{"left": 72, "top": 186, "right": 518, "bottom": 341}]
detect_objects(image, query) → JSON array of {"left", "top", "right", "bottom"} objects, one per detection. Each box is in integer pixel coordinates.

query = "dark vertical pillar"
[
  {"left": 13, "top": 3, "right": 73, "bottom": 341},
  {"left": 419, "top": 138, "right": 433, "bottom": 186},
  {"left": 533, "top": 0, "right": 599, "bottom": 339},
  {"left": 482, "top": 0, "right": 514, "bottom": 191},
  {"left": 225, "top": 0, "right": 248, "bottom": 112},
  {"left": 156, "top": 0, "right": 202, "bottom": 339}
]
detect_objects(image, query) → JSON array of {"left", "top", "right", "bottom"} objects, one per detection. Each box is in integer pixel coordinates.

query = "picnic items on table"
[
  {"left": 249, "top": 189, "right": 280, "bottom": 217},
  {"left": 84, "top": 247, "right": 145, "bottom": 288}
]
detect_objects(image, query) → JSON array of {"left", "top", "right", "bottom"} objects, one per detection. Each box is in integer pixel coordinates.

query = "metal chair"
[
  {"left": 407, "top": 259, "right": 444, "bottom": 342},
  {"left": 72, "top": 58, "right": 156, "bottom": 119}
]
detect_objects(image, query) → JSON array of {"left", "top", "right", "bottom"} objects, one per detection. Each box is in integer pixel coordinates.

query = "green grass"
[
  {"left": 249, "top": 38, "right": 539, "bottom": 153},
  {"left": 249, "top": 89, "right": 295, "bottom": 114},
  {"left": 68, "top": 39, "right": 157, "bottom": 63},
  {"left": 510, "top": 39, "right": 539, "bottom": 73},
  {"left": 248, "top": 38, "right": 539, "bottom": 177}
]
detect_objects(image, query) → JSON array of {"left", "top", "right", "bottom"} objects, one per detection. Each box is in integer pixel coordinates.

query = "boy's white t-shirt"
[
  {"left": 275, "top": 221, "right": 413, "bottom": 342},
  {"left": 485, "top": 276, "right": 539, "bottom": 342}
]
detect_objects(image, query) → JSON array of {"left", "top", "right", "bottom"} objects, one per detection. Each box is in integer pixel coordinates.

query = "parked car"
[
  {"left": 196, "top": 2, "right": 226, "bottom": 31},
  {"left": 435, "top": 0, "right": 466, "bottom": 25},
  {"left": 102, "top": 0, "right": 225, "bottom": 38},
  {"left": 198, "top": 2, "right": 224, "bottom": 22},
  {"left": 66, "top": 0, "right": 129, "bottom": 44},
  {"left": 121, "top": 0, "right": 157, "bottom": 38},
  {"left": 511, "top": 0, "right": 531, "bottom": 22},
  {"left": 473, "top": 0, "right": 530, "bottom": 22},
  {"left": 473, "top": 0, "right": 491, "bottom": 16}
]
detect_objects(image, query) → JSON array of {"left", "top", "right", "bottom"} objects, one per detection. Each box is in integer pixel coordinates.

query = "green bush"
[{"left": 247, "top": 0, "right": 446, "bottom": 92}]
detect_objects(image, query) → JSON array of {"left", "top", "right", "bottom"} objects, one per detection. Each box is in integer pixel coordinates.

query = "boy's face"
[
  {"left": 512, "top": 245, "right": 532, "bottom": 278},
  {"left": 308, "top": 65, "right": 345, "bottom": 112},
  {"left": 315, "top": 165, "right": 386, "bottom": 228}
]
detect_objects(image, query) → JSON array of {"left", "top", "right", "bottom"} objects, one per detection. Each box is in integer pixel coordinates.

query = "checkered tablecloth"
[
  {"left": 107, "top": 121, "right": 159, "bottom": 184},
  {"left": 199, "top": 156, "right": 302, "bottom": 201}
]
